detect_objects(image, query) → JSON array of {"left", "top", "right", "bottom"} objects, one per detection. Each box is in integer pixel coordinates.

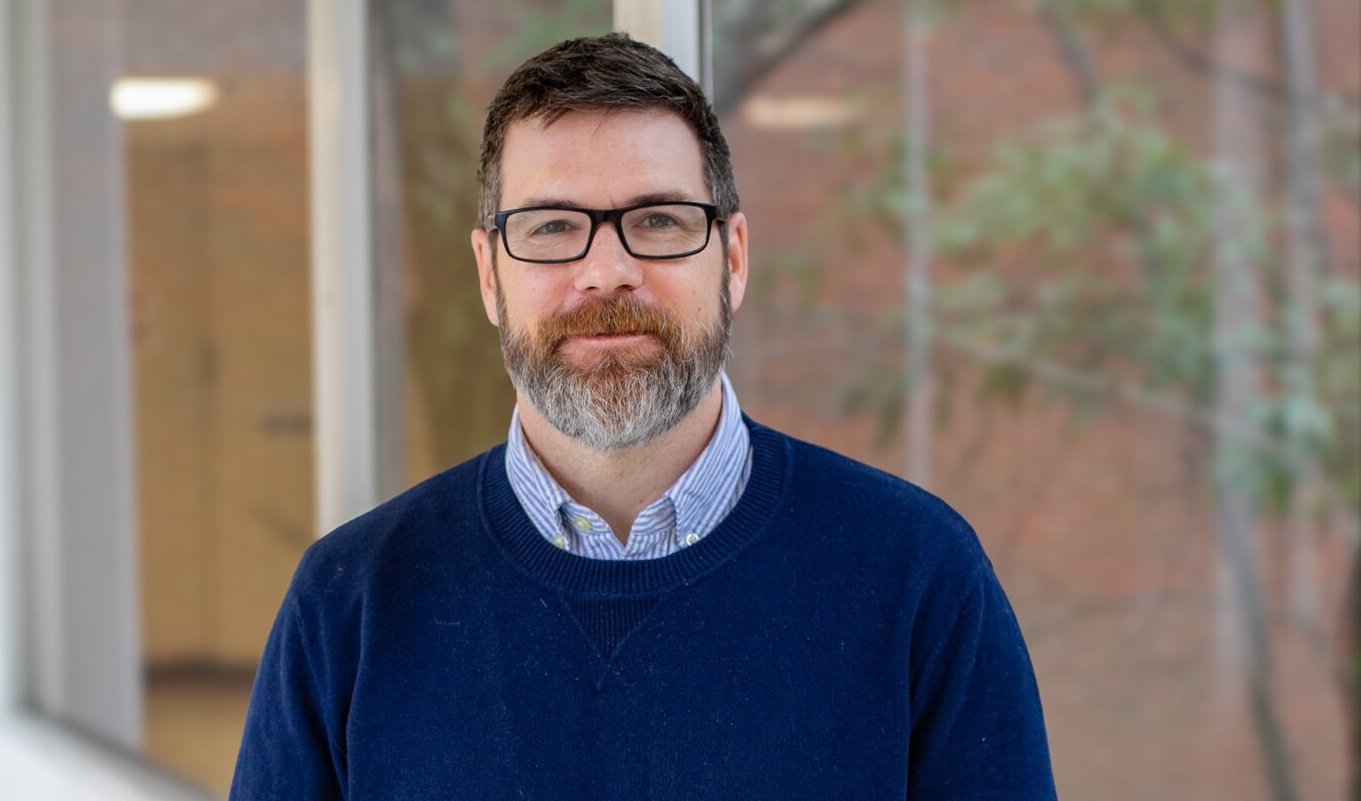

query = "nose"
[{"left": 573, "top": 220, "right": 643, "bottom": 294}]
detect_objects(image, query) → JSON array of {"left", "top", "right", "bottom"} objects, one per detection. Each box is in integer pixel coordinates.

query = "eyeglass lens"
[{"left": 502, "top": 204, "right": 711, "bottom": 261}]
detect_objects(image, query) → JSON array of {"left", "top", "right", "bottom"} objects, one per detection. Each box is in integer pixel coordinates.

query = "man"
[{"left": 231, "top": 33, "right": 1056, "bottom": 800}]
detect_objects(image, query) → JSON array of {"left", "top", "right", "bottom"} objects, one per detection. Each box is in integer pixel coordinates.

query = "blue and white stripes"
[{"left": 504, "top": 373, "right": 752, "bottom": 560}]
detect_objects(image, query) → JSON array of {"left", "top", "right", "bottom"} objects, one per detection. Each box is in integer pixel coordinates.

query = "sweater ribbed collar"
[{"left": 479, "top": 419, "right": 789, "bottom": 598}]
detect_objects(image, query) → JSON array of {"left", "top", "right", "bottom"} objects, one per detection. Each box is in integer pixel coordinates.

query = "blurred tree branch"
[
  {"left": 711, "top": 0, "right": 865, "bottom": 115},
  {"left": 1036, "top": 0, "right": 1100, "bottom": 108}
]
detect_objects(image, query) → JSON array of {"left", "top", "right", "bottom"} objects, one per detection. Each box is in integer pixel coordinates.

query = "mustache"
[{"left": 539, "top": 295, "right": 679, "bottom": 350}]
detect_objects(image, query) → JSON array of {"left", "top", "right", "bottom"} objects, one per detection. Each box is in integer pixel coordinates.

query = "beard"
[{"left": 498, "top": 283, "right": 732, "bottom": 452}]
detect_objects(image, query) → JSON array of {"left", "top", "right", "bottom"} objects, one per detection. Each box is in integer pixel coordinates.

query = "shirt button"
[
  {"left": 571, "top": 515, "right": 592, "bottom": 532},
  {"left": 683, "top": 532, "right": 700, "bottom": 547},
  {"left": 552, "top": 534, "right": 568, "bottom": 549}
]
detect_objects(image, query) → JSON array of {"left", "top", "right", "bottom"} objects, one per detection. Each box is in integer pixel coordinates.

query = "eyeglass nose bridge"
[{"left": 576, "top": 207, "right": 637, "bottom": 260}]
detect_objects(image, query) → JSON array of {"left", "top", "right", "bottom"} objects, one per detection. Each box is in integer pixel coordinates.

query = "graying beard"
[
  {"left": 501, "top": 315, "right": 730, "bottom": 452},
  {"left": 525, "top": 351, "right": 711, "bottom": 451},
  {"left": 493, "top": 254, "right": 732, "bottom": 451}
]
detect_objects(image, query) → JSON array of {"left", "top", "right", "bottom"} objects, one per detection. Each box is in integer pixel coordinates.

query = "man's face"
[{"left": 470, "top": 110, "right": 749, "bottom": 450}]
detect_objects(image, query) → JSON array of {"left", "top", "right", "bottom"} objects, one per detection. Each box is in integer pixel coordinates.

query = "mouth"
[
  {"left": 565, "top": 331, "right": 656, "bottom": 345},
  {"left": 556, "top": 330, "right": 662, "bottom": 357},
  {"left": 582, "top": 330, "right": 650, "bottom": 339}
]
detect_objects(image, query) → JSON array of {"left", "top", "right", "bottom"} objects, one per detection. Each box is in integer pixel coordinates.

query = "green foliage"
[
  {"left": 938, "top": 95, "right": 1220, "bottom": 401},
  {"left": 1037, "top": 0, "right": 1246, "bottom": 34},
  {"left": 936, "top": 88, "right": 1360, "bottom": 508},
  {"left": 790, "top": 56, "right": 1360, "bottom": 515},
  {"left": 1315, "top": 278, "right": 1361, "bottom": 510},
  {"left": 1320, "top": 92, "right": 1361, "bottom": 201}
]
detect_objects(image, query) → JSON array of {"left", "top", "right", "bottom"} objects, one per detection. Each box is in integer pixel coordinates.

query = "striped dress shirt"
[{"left": 504, "top": 373, "right": 751, "bottom": 560}]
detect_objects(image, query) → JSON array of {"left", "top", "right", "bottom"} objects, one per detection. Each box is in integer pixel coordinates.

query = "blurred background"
[{"left": 1, "top": 0, "right": 1356, "bottom": 798}]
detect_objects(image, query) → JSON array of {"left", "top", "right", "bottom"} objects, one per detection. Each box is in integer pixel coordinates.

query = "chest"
[{"left": 339, "top": 571, "right": 914, "bottom": 800}]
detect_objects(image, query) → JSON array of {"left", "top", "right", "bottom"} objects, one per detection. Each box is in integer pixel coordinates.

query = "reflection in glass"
[
  {"left": 120, "top": 1, "right": 311, "bottom": 794},
  {"left": 110, "top": 77, "right": 219, "bottom": 120}
]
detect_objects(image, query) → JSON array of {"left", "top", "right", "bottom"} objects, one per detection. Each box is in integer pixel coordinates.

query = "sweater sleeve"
[
  {"left": 907, "top": 566, "right": 1057, "bottom": 800},
  {"left": 229, "top": 585, "right": 348, "bottom": 800}
]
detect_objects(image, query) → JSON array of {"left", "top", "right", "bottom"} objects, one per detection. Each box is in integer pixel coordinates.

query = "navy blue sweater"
[{"left": 231, "top": 423, "right": 1056, "bottom": 800}]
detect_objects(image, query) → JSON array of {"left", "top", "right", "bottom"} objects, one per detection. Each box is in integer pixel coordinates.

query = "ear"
[
  {"left": 471, "top": 227, "right": 500, "bottom": 327},
  {"left": 723, "top": 211, "right": 749, "bottom": 314}
]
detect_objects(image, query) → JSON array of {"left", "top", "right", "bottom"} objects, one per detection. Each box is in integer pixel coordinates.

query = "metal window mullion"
[
  {"left": 309, "top": 0, "right": 381, "bottom": 535},
  {"left": 2, "top": 0, "right": 142, "bottom": 748},
  {"left": 0, "top": 0, "right": 26, "bottom": 716},
  {"left": 13, "top": 0, "right": 63, "bottom": 724},
  {"left": 613, "top": 0, "right": 707, "bottom": 91}
]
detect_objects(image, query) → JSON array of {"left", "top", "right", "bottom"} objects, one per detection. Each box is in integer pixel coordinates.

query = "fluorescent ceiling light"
[
  {"left": 742, "top": 95, "right": 860, "bottom": 130},
  {"left": 110, "top": 77, "right": 218, "bottom": 120}
]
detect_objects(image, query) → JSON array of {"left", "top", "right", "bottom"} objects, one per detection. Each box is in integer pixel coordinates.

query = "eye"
[
  {"left": 637, "top": 211, "right": 681, "bottom": 229},
  {"left": 529, "top": 218, "right": 577, "bottom": 236}
]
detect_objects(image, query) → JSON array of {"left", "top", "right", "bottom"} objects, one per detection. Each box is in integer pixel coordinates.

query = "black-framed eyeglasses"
[{"left": 489, "top": 201, "right": 723, "bottom": 264}]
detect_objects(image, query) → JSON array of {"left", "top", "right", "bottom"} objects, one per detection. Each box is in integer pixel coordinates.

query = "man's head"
[
  {"left": 470, "top": 35, "right": 748, "bottom": 452},
  {"left": 476, "top": 32, "right": 739, "bottom": 232}
]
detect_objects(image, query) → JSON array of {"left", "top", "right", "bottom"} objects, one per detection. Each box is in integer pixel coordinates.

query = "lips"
[{"left": 560, "top": 331, "right": 660, "bottom": 354}]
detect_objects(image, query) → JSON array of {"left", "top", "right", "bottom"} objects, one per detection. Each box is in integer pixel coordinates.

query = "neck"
[{"left": 516, "top": 379, "right": 725, "bottom": 543}]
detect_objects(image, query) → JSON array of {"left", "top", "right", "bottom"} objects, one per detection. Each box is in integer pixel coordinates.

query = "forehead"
[{"left": 498, "top": 109, "right": 707, "bottom": 208}]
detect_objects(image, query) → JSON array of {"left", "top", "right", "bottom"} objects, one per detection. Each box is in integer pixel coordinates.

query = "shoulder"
[
  {"left": 745, "top": 419, "right": 990, "bottom": 586},
  {"left": 750, "top": 420, "right": 980, "bottom": 542},
  {"left": 288, "top": 446, "right": 502, "bottom": 603}
]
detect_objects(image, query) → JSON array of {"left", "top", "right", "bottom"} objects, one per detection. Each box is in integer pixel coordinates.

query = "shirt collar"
[{"left": 503, "top": 373, "right": 750, "bottom": 559}]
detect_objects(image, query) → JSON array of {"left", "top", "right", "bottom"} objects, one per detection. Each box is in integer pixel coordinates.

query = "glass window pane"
[
  {"left": 120, "top": 1, "right": 310, "bottom": 794},
  {"left": 713, "top": 0, "right": 1358, "bottom": 799}
]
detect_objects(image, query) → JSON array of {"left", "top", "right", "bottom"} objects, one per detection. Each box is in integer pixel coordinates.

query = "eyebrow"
[{"left": 514, "top": 191, "right": 702, "bottom": 210}]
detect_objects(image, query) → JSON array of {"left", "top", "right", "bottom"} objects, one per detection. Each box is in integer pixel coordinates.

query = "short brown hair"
[{"left": 476, "top": 33, "right": 739, "bottom": 230}]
